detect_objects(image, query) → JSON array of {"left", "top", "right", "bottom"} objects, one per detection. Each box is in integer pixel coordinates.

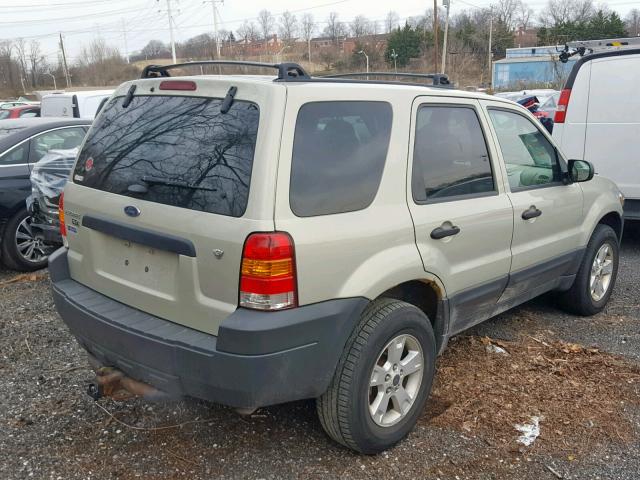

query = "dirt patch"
[{"left": 426, "top": 335, "right": 640, "bottom": 455}]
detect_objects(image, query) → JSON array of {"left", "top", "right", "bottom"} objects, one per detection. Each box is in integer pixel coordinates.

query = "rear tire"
[
  {"left": 1, "top": 208, "right": 49, "bottom": 272},
  {"left": 317, "top": 298, "right": 436, "bottom": 454},
  {"left": 558, "top": 224, "right": 619, "bottom": 316}
]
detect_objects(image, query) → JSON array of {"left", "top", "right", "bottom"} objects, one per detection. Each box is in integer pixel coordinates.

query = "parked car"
[
  {"left": 51, "top": 63, "right": 624, "bottom": 454},
  {"left": 516, "top": 95, "right": 554, "bottom": 133},
  {"left": 553, "top": 48, "right": 640, "bottom": 220},
  {"left": 0, "top": 100, "right": 34, "bottom": 110},
  {"left": 27, "top": 147, "right": 77, "bottom": 248},
  {"left": 538, "top": 91, "right": 560, "bottom": 116},
  {"left": 0, "top": 118, "right": 90, "bottom": 271},
  {"left": 0, "top": 104, "right": 41, "bottom": 120},
  {"left": 40, "top": 90, "right": 114, "bottom": 119},
  {"left": 494, "top": 89, "right": 558, "bottom": 105}
]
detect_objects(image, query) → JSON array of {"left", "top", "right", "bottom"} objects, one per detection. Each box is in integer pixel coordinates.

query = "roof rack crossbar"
[
  {"left": 321, "top": 71, "right": 451, "bottom": 86},
  {"left": 140, "top": 60, "right": 310, "bottom": 81}
]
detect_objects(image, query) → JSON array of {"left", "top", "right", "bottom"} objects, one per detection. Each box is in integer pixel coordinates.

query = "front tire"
[
  {"left": 558, "top": 224, "right": 619, "bottom": 316},
  {"left": 317, "top": 298, "right": 436, "bottom": 454},
  {"left": 1, "top": 208, "right": 49, "bottom": 272}
]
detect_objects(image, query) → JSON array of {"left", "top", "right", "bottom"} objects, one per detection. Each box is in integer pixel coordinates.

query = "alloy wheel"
[
  {"left": 15, "top": 216, "right": 48, "bottom": 264},
  {"left": 369, "top": 334, "right": 424, "bottom": 427},
  {"left": 590, "top": 243, "right": 614, "bottom": 302}
]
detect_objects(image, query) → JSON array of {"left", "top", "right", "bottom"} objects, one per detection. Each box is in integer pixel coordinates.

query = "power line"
[
  {"left": 0, "top": 0, "right": 119, "bottom": 8},
  {"left": 0, "top": 5, "right": 152, "bottom": 26}
]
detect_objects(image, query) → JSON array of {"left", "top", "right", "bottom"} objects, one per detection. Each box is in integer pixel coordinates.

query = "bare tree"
[
  {"left": 237, "top": 21, "right": 259, "bottom": 42},
  {"left": 278, "top": 11, "right": 298, "bottom": 44},
  {"left": 350, "top": 15, "right": 372, "bottom": 37},
  {"left": 539, "top": 0, "right": 594, "bottom": 26},
  {"left": 0, "top": 41, "right": 18, "bottom": 93},
  {"left": 494, "top": 0, "right": 520, "bottom": 29},
  {"left": 14, "top": 38, "right": 28, "bottom": 92},
  {"left": 28, "top": 40, "right": 45, "bottom": 88},
  {"left": 301, "top": 13, "right": 316, "bottom": 61},
  {"left": 257, "top": 9, "right": 275, "bottom": 41},
  {"left": 625, "top": 8, "right": 640, "bottom": 37},
  {"left": 78, "top": 38, "right": 126, "bottom": 85},
  {"left": 140, "top": 40, "right": 168, "bottom": 59},
  {"left": 323, "top": 12, "right": 347, "bottom": 44},
  {"left": 385, "top": 11, "right": 400, "bottom": 33},
  {"left": 515, "top": 1, "right": 534, "bottom": 30}
]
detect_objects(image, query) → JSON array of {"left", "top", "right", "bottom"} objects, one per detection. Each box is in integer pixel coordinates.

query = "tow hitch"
[{"left": 86, "top": 355, "right": 170, "bottom": 402}]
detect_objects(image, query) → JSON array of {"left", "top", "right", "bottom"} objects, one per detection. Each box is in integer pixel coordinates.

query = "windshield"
[{"left": 74, "top": 94, "right": 260, "bottom": 218}]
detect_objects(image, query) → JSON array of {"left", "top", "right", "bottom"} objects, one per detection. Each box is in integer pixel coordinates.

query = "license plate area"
[{"left": 92, "top": 233, "right": 179, "bottom": 297}]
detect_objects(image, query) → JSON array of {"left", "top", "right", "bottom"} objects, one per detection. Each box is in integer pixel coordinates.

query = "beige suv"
[{"left": 50, "top": 62, "right": 624, "bottom": 454}]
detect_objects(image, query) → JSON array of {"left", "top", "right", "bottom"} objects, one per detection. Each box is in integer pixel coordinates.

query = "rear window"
[
  {"left": 290, "top": 101, "right": 393, "bottom": 217},
  {"left": 74, "top": 94, "right": 259, "bottom": 217}
]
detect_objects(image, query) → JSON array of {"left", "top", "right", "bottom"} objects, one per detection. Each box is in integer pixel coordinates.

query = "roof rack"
[
  {"left": 321, "top": 71, "right": 452, "bottom": 87},
  {"left": 558, "top": 37, "right": 640, "bottom": 63},
  {"left": 140, "top": 60, "right": 310, "bottom": 81},
  {"left": 139, "top": 61, "right": 454, "bottom": 89}
]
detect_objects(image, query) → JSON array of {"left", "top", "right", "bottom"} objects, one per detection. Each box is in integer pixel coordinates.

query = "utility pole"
[
  {"left": 203, "top": 0, "right": 223, "bottom": 58},
  {"left": 433, "top": 0, "right": 439, "bottom": 73},
  {"left": 158, "top": 0, "right": 177, "bottom": 63},
  {"left": 487, "top": 7, "right": 493, "bottom": 89},
  {"left": 122, "top": 18, "right": 130, "bottom": 63},
  {"left": 441, "top": 0, "right": 451, "bottom": 74},
  {"left": 59, "top": 32, "right": 71, "bottom": 88}
]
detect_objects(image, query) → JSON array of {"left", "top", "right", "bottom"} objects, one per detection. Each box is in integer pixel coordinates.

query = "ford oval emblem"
[{"left": 124, "top": 205, "right": 141, "bottom": 217}]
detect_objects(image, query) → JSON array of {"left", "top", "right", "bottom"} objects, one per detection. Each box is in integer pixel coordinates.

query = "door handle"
[
  {"left": 522, "top": 205, "right": 542, "bottom": 220},
  {"left": 430, "top": 225, "right": 461, "bottom": 240}
]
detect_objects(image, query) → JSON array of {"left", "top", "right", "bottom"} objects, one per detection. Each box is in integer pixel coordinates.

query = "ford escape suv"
[{"left": 50, "top": 62, "right": 624, "bottom": 454}]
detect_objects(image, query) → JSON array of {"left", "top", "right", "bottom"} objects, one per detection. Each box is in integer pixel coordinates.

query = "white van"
[
  {"left": 553, "top": 48, "right": 640, "bottom": 220},
  {"left": 40, "top": 90, "right": 114, "bottom": 119}
]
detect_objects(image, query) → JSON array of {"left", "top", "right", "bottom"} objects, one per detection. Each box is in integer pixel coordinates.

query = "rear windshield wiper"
[
  {"left": 134, "top": 176, "right": 220, "bottom": 192},
  {"left": 122, "top": 84, "right": 137, "bottom": 108},
  {"left": 220, "top": 86, "right": 237, "bottom": 114}
]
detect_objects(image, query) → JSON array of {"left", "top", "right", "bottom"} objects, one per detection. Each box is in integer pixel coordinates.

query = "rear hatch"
[
  {"left": 63, "top": 78, "right": 285, "bottom": 335},
  {"left": 41, "top": 94, "right": 75, "bottom": 118}
]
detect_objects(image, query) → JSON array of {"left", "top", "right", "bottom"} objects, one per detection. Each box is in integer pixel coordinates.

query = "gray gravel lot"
[{"left": 0, "top": 224, "right": 639, "bottom": 480}]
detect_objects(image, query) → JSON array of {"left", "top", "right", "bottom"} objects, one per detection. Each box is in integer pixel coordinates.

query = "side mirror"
[{"left": 568, "top": 159, "right": 594, "bottom": 182}]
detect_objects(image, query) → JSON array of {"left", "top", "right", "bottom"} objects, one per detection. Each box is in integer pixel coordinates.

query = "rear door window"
[
  {"left": 412, "top": 105, "right": 495, "bottom": 202},
  {"left": 74, "top": 95, "right": 260, "bottom": 218},
  {"left": 0, "top": 143, "right": 29, "bottom": 165},
  {"left": 289, "top": 101, "right": 392, "bottom": 217}
]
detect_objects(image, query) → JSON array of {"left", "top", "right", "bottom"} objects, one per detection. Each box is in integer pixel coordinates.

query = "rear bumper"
[{"left": 49, "top": 248, "right": 367, "bottom": 409}]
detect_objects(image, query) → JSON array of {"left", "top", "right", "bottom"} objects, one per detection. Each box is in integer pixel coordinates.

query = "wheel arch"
[
  {"left": 378, "top": 279, "right": 449, "bottom": 354},
  {"left": 597, "top": 211, "right": 623, "bottom": 242}
]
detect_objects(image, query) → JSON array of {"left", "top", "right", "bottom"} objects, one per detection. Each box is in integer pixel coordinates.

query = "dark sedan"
[{"left": 0, "top": 118, "right": 90, "bottom": 271}]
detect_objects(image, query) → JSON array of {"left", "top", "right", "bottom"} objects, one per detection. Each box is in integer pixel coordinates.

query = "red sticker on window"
[{"left": 85, "top": 157, "right": 94, "bottom": 171}]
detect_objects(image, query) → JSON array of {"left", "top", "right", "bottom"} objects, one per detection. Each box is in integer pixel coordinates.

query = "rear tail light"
[
  {"left": 239, "top": 232, "right": 297, "bottom": 311},
  {"left": 554, "top": 88, "right": 571, "bottom": 123},
  {"left": 59, "top": 191, "right": 66, "bottom": 238}
]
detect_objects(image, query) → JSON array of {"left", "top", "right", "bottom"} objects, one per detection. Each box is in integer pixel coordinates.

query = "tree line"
[{"left": 1, "top": 0, "right": 638, "bottom": 97}]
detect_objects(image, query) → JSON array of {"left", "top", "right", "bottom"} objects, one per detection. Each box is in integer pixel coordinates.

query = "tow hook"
[{"left": 87, "top": 382, "right": 102, "bottom": 401}]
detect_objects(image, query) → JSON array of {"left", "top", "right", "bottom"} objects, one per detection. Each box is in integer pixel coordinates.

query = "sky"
[{"left": 0, "top": 0, "right": 637, "bottom": 64}]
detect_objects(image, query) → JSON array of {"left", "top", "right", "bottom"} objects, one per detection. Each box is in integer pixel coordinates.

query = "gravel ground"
[{"left": 0, "top": 224, "right": 639, "bottom": 480}]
